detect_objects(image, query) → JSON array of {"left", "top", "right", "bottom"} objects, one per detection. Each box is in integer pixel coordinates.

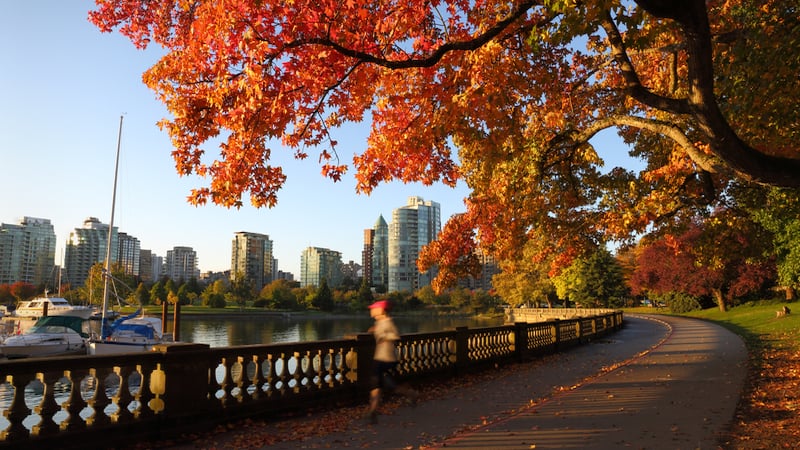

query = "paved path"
[{"left": 169, "top": 315, "right": 747, "bottom": 449}]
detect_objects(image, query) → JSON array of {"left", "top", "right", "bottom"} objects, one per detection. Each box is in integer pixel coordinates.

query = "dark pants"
[{"left": 370, "top": 360, "right": 398, "bottom": 391}]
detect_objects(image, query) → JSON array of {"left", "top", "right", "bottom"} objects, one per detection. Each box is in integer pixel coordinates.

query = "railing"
[{"left": 0, "top": 310, "right": 622, "bottom": 449}]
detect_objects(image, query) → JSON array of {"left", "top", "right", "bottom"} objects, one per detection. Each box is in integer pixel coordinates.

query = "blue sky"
[
  {"left": 1, "top": 2, "right": 638, "bottom": 278},
  {"left": 0, "top": 1, "right": 474, "bottom": 276}
]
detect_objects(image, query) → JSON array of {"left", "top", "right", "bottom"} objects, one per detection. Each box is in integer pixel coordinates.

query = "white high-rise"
[
  {"left": 388, "top": 196, "right": 441, "bottom": 292},
  {"left": 64, "top": 217, "right": 118, "bottom": 288},
  {"left": 165, "top": 246, "right": 199, "bottom": 282},
  {"left": 0, "top": 217, "right": 57, "bottom": 287}
]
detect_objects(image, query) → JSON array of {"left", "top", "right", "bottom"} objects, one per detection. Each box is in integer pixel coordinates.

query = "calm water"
[{"left": 177, "top": 314, "right": 505, "bottom": 347}]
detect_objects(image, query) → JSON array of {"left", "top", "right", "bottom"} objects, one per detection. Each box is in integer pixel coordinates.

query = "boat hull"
[
  {"left": 14, "top": 297, "right": 95, "bottom": 320},
  {"left": 1, "top": 334, "right": 87, "bottom": 359}
]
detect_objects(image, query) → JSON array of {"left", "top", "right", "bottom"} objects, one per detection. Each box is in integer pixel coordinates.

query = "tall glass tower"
[
  {"left": 388, "top": 196, "right": 441, "bottom": 292},
  {"left": 370, "top": 215, "right": 389, "bottom": 289},
  {"left": 0, "top": 217, "right": 57, "bottom": 287}
]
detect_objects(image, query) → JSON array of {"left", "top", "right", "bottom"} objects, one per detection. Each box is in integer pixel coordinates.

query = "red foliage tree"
[{"left": 631, "top": 215, "right": 775, "bottom": 311}]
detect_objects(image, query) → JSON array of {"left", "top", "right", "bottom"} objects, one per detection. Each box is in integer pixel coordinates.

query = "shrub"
[
  {"left": 207, "top": 293, "right": 227, "bottom": 309},
  {"left": 655, "top": 292, "right": 702, "bottom": 313}
]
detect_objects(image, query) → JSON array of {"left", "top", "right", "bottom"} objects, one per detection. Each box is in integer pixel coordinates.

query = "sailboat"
[{"left": 88, "top": 116, "right": 170, "bottom": 355}]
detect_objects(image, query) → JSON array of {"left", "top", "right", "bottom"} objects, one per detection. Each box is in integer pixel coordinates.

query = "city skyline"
[{"left": 1, "top": 192, "right": 460, "bottom": 280}]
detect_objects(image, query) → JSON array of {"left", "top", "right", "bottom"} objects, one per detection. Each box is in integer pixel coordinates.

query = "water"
[{"left": 177, "top": 314, "right": 504, "bottom": 347}]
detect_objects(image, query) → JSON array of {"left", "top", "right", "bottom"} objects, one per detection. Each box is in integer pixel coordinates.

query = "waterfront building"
[
  {"left": 340, "top": 260, "right": 362, "bottom": 283},
  {"left": 139, "top": 250, "right": 154, "bottom": 282},
  {"left": 0, "top": 217, "right": 57, "bottom": 287},
  {"left": 388, "top": 196, "right": 441, "bottom": 292},
  {"left": 117, "top": 232, "right": 141, "bottom": 277},
  {"left": 364, "top": 215, "right": 389, "bottom": 290},
  {"left": 64, "top": 217, "right": 117, "bottom": 288},
  {"left": 300, "top": 247, "right": 343, "bottom": 288},
  {"left": 165, "top": 246, "right": 199, "bottom": 282},
  {"left": 362, "top": 228, "right": 374, "bottom": 287},
  {"left": 275, "top": 270, "right": 295, "bottom": 282},
  {"left": 231, "top": 231, "right": 274, "bottom": 291}
]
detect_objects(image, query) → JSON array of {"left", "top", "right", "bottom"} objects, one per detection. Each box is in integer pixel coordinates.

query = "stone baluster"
[
  {"left": 88, "top": 367, "right": 112, "bottom": 427},
  {"left": 60, "top": 369, "right": 89, "bottom": 432},
  {"left": 1, "top": 375, "right": 31, "bottom": 441},
  {"left": 32, "top": 372, "right": 60, "bottom": 437},
  {"left": 112, "top": 365, "right": 135, "bottom": 423}
]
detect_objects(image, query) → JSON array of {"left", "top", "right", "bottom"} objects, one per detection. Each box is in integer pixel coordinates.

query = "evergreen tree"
[{"left": 313, "top": 278, "right": 334, "bottom": 312}]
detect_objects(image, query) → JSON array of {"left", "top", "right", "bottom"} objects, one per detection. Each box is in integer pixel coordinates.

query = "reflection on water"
[{"left": 179, "top": 315, "right": 503, "bottom": 347}]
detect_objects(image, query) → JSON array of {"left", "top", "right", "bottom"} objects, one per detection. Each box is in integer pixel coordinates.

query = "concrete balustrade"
[{"left": 0, "top": 309, "right": 622, "bottom": 449}]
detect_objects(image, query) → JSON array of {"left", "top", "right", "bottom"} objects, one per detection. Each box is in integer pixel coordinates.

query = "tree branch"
[
  {"left": 284, "top": 0, "right": 545, "bottom": 69},
  {"left": 559, "top": 115, "right": 727, "bottom": 175},
  {"left": 599, "top": 11, "right": 691, "bottom": 115}
]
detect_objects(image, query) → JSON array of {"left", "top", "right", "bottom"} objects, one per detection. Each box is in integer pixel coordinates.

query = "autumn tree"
[
  {"left": 491, "top": 238, "right": 559, "bottom": 307},
  {"left": 201, "top": 279, "right": 228, "bottom": 308},
  {"left": 630, "top": 213, "right": 775, "bottom": 311},
  {"left": 259, "top": 279, "right": 299, "bottom": 310},
  {"left": 91, "top": 1, "right": 800, "bottom": 289},
  {"left": 0, "top": 284, "right": 14, "bottom": 306},
  {"left": 9, "top": 282, "right": 37, "bottom": 304},
  {"left": 149, "top": 280, "right": 167, "bottom": 306}
]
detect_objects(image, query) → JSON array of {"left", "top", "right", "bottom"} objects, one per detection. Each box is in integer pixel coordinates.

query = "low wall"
[
  {"left": 507, "top": 307, "right": 618, "bottom": 323},
  {"left": 0, "top": 310, "right": 623, "bottom": 449}
]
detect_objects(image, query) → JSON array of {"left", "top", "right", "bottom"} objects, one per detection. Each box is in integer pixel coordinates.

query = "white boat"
[
  {"left": 89, "top": 312, "right": 168, "bottom": 355},
  {"left": 0, "top": 315, "right": 89, "bottom": 358},
  {"left": 13, "top": 295, "right": 95, "bottom": 320}
]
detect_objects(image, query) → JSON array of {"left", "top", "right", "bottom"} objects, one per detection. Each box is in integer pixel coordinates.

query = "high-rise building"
[
  {"left": 0, "top": 217, "right": 57, "bottom": 287},
  {"left": 139, "top": 249, "right": 163, "bottom": 282},
  {"left": 388, "top": 196, "right": 441, "bottom": 292},
  {"left": 64, "top": 217, "right": 118, "bottom": 288},
  {"left": 117, "top": 232, "right": 141, "bottom": 277},
  {"left": 231, "top": 231, "right": 274, "bottom": 291},
  {"left": 300, "top": 247, "right": 343, "bottom": 288},
  {"left": 364, "top": 215, "right": 389, "bottom": 290},
  {"left": 165, "top": 246, "right": 199, "bottom": 282},
  {"left": 362, "top": 228, "right": 374, "bottom": 286}
]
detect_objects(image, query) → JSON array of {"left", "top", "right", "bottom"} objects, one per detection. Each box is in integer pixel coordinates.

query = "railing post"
[
  {"left": 552, "top": 319, "right": 561, "bottom": 351},
  {"left": 153, "top": 343, "right": 212, "bottom": 423},
  {"left": 453, "top": 326, "right": 470, "bottom": 375},
  {"left": 345, "top": 333, "right": 375, "bottom": 398},
  {"left": 514, "top": 322, "right": 528, "bottom": 362}
]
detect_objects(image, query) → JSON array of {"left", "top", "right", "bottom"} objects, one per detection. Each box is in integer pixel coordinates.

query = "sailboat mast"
[{"left": 100, "top": 115, "right": 124, "bottom": 331}]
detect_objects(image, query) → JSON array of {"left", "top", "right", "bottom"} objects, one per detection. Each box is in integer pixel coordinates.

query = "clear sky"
[
  {"left": 1, "top": 2, "right": 638, "bottom": 278},
  {"left": 0, "top": 1, "right": 475, "bottom": 277}
]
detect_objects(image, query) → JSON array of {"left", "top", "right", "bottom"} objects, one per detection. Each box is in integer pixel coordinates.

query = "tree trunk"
[{"left": 712, "top": 288, "right": 727, "bottom": 312}]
